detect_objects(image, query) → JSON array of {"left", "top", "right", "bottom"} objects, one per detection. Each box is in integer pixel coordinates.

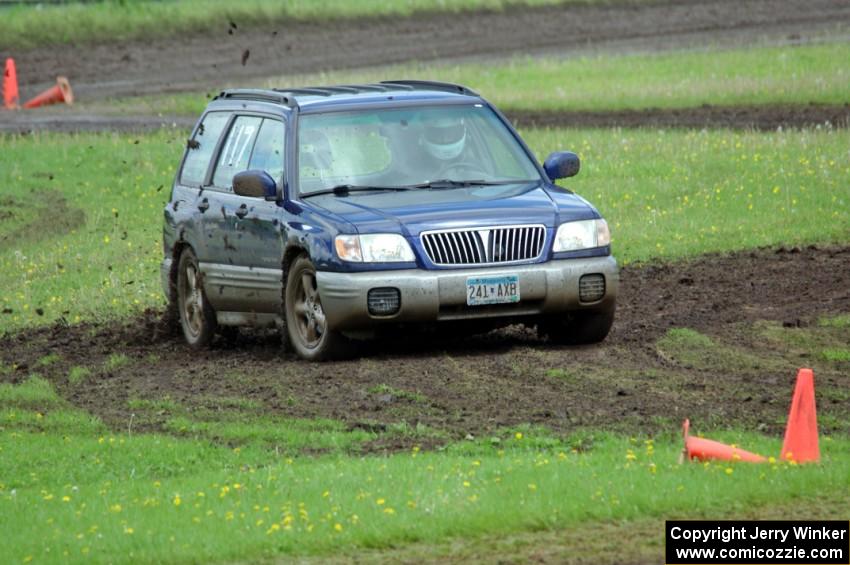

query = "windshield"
[{"left": 297, "top": 104, "right": 541, "bottom": 195}]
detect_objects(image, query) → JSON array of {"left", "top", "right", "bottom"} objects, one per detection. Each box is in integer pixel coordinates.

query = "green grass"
[
  {"left": 0, "top": 375, "right": 61, "bottom": 409},
  {"left": 114, "top": 42, "right": 850, "bottom": 117},
  {"left": 127, "top": 396, "right": 181, "bottom": 412},
  {"left": 819, "top": 314, "right": 850, "bottom": 328},
  {"left": 368, "top": 384, "right": 427, "bottom": 403},
  {"left": 1, "top": 377, "right": 848, "bottom": 563},
  {"left": 1, "top": 127, "right": 847, "bottom": 332},
  {"left": 164, "top": 415, "right": 374, "bottom": 453},
  {"left": 0, "top": 131, "right": 176, "bottom": 333},
  {"left": 36, "top": 353, "right": 61, "bottom": 367},
  {"left": 103, "top": 353, "right": 130, "bottom": 372},
  {"left": 526, "top": 127, "right": 850, "bottom": 263},
  {"left": 68, "top": 366, "right": 93, "bottom": 385},
  {"left": 0, "top": 0, "right": 616, "bottom": 50},
  {"left": 822, "top": 349, "right": 850, "bottom": 362},
  {"left": 756, "top": 320, "right": 850, "bottom": 370},
  {"left": 545, "top": 368, "right": 577, "bottom": 380},
  {"left": 656, "top": 328, "right": 779, "bottom": 372}
]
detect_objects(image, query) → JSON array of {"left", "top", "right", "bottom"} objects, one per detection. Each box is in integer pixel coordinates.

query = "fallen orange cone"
[
  {"left": 781, "top": 368, "right": 819, "bottom": 463},
  {"left": 682, "top": 419, "right": 767, "bottom": 463},
  {"left": 3, "top": 57, "right": 19, "bottom": 109},
  {"left": 23, "top": 76, "right": 73, "bottom": 109}
]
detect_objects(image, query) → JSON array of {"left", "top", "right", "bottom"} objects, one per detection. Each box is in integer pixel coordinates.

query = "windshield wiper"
[
  {"left": 410, "top": 179, "right": 538, "bottom": 189},
  {"left": 302, "top": 184, "right": 414, "bottom": 197}
]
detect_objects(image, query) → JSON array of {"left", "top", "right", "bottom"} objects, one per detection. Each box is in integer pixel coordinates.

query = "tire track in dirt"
[
  {"left": 3, "top": 104, "right": 848, "bottom": 134},
  {"left": 4, "top": 0, "right": 849, "bottom": 102},
  {"left": 1, "top": 245, "right": 848, "bottom": 449}
]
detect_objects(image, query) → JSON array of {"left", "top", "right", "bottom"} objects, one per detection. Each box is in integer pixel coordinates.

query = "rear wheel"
[
  {"left": 284, "top": 255, "right": 350, "bottom": 361},
  {"left": 538, "top": 307, "right": 615, "bottom": 345},
  {"left": 177, "top": 248, "right": 217, "bottom": 348}
]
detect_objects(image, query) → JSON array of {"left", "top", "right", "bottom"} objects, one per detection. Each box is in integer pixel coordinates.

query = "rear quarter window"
[{"left": 180, "top": 112, "right": 230, "bottom": 186}]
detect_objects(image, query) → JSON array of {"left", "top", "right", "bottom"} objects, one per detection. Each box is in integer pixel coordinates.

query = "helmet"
[{"left": 422, "top": 118, "right": 466, "bottom": 161}]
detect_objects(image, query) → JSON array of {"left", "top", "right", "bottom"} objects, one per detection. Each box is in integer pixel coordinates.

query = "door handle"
[
  {"left": 197, "top": 198, "right": 209, "bottom": 212},
  {"left": 234, "top": 204, "right": 249, "bottom": 219}
]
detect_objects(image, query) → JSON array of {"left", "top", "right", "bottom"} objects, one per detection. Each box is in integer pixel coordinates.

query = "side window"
[
  {"left": 212, "top": 116, "right": 263, "bottom": 190},
  {"left": 180, "top": 112, "right": 230, "bottom": 187},
  {"left": 248, "top": 119, "right": 286, "bottom": 184}
]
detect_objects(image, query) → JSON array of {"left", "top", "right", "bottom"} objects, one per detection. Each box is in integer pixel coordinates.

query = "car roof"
[{"left": 210, "top": 80, "right": 482, "bottom": 113}]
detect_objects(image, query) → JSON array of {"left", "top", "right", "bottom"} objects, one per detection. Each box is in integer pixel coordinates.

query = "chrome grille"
[{"left": 421, "top": 225, "right": 546, "bottom": 266}]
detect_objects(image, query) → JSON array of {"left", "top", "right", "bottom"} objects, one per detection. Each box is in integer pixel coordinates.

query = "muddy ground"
[
  {"left": 2, "top": 103, "right": 849, "bottom": 134},
  {"left": 2, "top": 245, "right": 848, "bottom": 451},
  {"left": 1, "top": 0, "right": 849, "bottom": 133}
]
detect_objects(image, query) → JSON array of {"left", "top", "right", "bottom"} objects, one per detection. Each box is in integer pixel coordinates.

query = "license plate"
[{"left": 466, "top": 275, "right": 520, "bottom": 306}]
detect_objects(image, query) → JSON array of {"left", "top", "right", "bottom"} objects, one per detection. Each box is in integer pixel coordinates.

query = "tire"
[
  {"left": 284, "top": 255, "right": 351, "bottom": 361},
  {"left": 176, "top": 248, "right": 217, "bottom": 348},
  {"left": 538, "top": 307, "right": 615, "bottom": 345}
]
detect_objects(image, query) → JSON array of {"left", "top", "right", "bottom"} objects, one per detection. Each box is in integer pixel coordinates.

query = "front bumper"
[{"left": 316, "top": 256, "right": 618, "bottom": 331}]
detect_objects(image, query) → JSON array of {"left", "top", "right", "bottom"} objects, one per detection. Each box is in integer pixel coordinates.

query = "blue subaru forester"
[{"left": 162, "top": 81, "right": 618, "bottom": 360}]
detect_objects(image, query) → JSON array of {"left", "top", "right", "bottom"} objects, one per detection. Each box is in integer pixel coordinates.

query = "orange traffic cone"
[
  {"left": 780, "top": 368, "right": 819, "bottom": 463},
  {"left": 23, "top": 76, "right": 74, "bottom": 109},
  {"left": 682, "top": 419, "right": 767, "bottom": 463},
  {"left": 3, "top": 58, "right": 19, "bottom": 109}
]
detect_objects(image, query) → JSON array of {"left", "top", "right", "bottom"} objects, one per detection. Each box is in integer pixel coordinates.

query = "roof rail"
[
  {"left": 214, "top": 81, "right": 478, "bottom": 108},
  {"left": 215, "top": 89, "right": 296, "bottom": 107},
  {"left": 379, "top": 80, "right": 478, "bottom": 96}
]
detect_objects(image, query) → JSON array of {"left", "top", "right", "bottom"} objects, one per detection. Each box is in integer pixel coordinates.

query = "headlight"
[
  {"left": 552, "top": 219, "right": 610, "bottom": 252},
  {"left": 334, "top": 234, "right": 415, "bottom": 262}
]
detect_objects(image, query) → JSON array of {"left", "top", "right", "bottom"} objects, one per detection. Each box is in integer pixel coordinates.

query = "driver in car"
[{"left": 417, "top": 117, "right": 473, "bottom": 181}]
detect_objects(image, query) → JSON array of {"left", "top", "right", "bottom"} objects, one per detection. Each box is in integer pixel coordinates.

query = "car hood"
[{"left": 303, "top": 182, "right": 598, "bottom": 236}]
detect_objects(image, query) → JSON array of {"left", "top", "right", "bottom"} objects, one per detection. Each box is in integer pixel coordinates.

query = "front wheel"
[
  {"left": 176, "top": 248, "right": 217, "bottom": 348},
  {"left": 284, "top": 255, "right": 351, "bottom": 361},
  {"left": 538, "top": 307, "right": 615, "bottom": 345}
]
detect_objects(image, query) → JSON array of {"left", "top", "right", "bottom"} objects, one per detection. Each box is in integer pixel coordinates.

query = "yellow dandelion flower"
[
  {"left": 383, "top": 507, "right": 395, "bottom": 515},
  {"left": 173, "top": 495, "right": 181, "bottom": 507},
  {"left": 515, "top": 432, "right": 523, "bottom": 440},
  {"left": 376, "top": 498, "right": 385, "bottom": 506},
  {"left": 725, "top": 467, "right": 733, "bottom": 475},
  {"left": 334, "top": 523, "right": 343, "bottom": 532}
]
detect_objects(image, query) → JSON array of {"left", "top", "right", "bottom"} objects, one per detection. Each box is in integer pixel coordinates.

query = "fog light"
[
  {"left": 579, "top": 274, "right": 605, "bottom": 303},
  {"left": 367, "top": 287, "right": 400, "bottom": 316}
]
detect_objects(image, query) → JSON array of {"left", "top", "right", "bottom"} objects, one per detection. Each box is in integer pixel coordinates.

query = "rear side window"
[
  {"left": 212, "top": 116, "right": 263, "bottom": 190},
  {"left": 248, "top": 119, "right": 286, "bottom": 184},
  {"left": 180, "top": 112, "right": 229, "bottom": 186}
]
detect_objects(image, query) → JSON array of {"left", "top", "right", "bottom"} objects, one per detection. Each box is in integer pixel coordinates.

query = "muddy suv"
[{"left": 162, "top": 81, "right": 618, "bottom": 360}]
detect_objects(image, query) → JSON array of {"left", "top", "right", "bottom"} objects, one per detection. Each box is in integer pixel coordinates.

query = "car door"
[
  {"left": 203, "top": 115, "right": 285, "bottom": 315},
  {"left": 169, "top": 111, "right": 230, "bottom": 263}
]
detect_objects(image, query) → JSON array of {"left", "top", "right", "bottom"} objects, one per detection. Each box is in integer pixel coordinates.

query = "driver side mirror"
[
  {"left": 543, "top": 151, "right": 580, "bottom": 180},
  {"left": 233, "top": 170, "right": 277, "bottom": 200}
]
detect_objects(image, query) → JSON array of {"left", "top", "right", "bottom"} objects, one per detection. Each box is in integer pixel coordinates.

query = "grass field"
[
  {"left": 0, "top": 0, "right": 621, "bottom": 50},
  {"left": 110, "top": 41, "right": 850, "bottom": 117},
  {"left": 1, "top": 374, "right": 848, "bottom": 563},
  {"left": 1, "top": 127, "right": 847, "bottom": 333}
]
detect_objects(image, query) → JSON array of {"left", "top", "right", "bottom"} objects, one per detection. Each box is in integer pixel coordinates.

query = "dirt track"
[
  {"left": 2, "top": 0, "right": 849, "bottom": 128},
  {"left": 2, "top": 103, "right": 849, "bottom": 134},
  {"left": 2, "top": 245, "right": 848, "bottom": 450}
]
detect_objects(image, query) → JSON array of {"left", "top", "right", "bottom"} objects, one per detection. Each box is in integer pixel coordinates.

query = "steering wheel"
[{"left": 434, "top": 160, "right": 490, "bottom": 179}]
